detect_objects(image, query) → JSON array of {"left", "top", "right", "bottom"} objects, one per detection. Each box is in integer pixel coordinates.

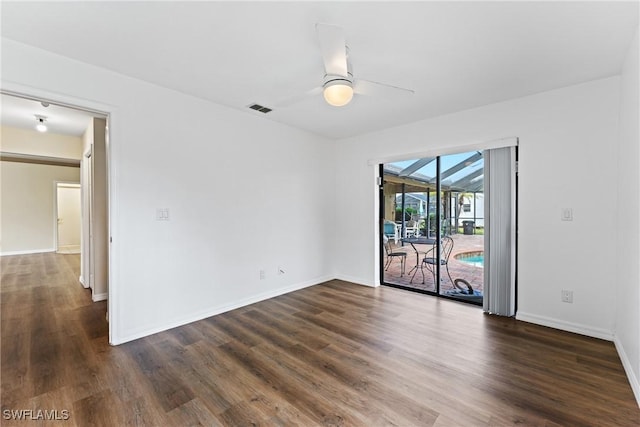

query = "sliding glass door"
[
  {"left": 436, "top": 152, "right": 484, "bottom": 303},
  {"left": 381, "top": 150, "right": 486, "bottom": 305}
]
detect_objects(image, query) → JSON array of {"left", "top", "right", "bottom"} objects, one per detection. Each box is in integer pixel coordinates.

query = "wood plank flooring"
[{"left": 2, "top": 253, "right": 639, "bottom": 426}]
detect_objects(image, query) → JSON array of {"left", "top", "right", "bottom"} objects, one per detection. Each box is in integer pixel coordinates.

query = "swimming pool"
[{"left": 454, "top": 251, "right": 484, "bottom": 267}]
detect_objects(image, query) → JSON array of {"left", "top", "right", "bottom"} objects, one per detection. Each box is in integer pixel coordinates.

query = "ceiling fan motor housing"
[{"left": 323, "top": 73, "right": 353, "bottom": 88}]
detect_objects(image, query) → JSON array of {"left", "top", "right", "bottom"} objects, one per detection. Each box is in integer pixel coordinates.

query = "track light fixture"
[{"left": 35, "top": 115, "right": 47, "bottom": 132}]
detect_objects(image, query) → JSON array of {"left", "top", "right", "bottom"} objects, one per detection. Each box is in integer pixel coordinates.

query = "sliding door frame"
[
  {"left": 379, "top": 159, "right": 478, "bottom": 303},
  {"left": 378, "top": 164, "right": 386, "bottom": 285}
]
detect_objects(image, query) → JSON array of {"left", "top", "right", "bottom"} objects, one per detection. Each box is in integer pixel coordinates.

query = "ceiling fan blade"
[
  {"left": 273, "top": 86, "right": 322, "bottom": 107},
  {"left": 354, "top": 79, "right": 415, "bottom": 98},
  {"left": 316, "top": 23, "right": 348, "bottom": 77}
]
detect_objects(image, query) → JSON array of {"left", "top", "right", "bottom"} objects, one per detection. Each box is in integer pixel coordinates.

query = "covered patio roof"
[{"left": 383, "top": 151, "right": 484, "bottom": 193}]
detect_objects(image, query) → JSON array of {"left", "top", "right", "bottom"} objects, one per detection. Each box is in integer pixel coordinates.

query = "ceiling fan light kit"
[{"left": 323, "top": 76, "right": 354, "bottom": 107}]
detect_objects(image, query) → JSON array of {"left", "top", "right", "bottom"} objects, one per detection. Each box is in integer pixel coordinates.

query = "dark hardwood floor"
[{"left": 2, "top": 253, "right": 639, "bottom": 426}]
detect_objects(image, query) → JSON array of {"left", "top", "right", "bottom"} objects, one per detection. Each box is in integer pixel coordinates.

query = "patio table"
[{"left": 401, "top": 237, "right": 436, "bottom": 278}]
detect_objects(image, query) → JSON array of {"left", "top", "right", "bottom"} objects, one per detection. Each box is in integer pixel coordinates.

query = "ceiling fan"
[{"left": 276, "top": 23, "right": 415, "bottom": 108}]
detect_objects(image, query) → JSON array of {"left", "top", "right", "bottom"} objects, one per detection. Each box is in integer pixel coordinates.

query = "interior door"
[{"left": 56, "top": 183, "right": 81, "bottom": 254}]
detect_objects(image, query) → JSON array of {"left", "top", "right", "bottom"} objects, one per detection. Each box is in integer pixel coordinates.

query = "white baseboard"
[
  {"left": 57, "top": 245, "right": 80, "bottom": 254},
  {"left": 334, "top": 274, "right": 377, "bottom": 288},
  {"left": 111, "top": 275, "right": 334, "bottom": 345},
  {"left": 92, "top": 292, "right": 108, "bottom": 302},
  {"left": 516, "top": 312, "right": 614, "bottom": 341},
  {"left": 79, "top": 276, "right": 90, "bottom": 289},
  {"left": 614, "top": 335, "right": 640, "bottom": 408},
  {"left": 0, "top": 248, "right": 55, "bottom": 256}
]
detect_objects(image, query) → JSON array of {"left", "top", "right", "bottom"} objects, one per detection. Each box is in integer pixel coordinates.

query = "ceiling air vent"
[{"left": 248, "top": 103, "right": 272, "bottom": 114}]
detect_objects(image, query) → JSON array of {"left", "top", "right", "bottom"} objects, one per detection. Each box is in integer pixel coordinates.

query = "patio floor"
[{"left": 383, "top": 233, "right": 484, "bottom": 298}]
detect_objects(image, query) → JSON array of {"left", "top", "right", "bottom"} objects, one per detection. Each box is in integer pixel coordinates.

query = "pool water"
[{"left": 455, "top": 252, "right": 484, "bottom": 267}]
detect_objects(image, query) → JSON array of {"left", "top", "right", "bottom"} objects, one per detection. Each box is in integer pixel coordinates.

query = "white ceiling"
[
  {"left": 1, "top": 93, "right": 98, "bottom": 137},
  {"left": 1, "top": 1, "right": 638, "bottom": 139}
]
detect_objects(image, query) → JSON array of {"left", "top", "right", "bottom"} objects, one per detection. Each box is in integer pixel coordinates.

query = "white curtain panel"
[{"left": 483, "top": 145, "right": 517, "bottom": 316}]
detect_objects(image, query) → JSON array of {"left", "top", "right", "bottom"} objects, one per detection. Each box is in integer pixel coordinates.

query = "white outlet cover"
[{"left": 561, "top": 208, "right": 573, "bottom": 221}]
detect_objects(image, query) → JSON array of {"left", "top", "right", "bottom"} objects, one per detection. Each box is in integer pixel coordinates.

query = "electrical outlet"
[
  {"left": 561, "top": 208, "right": 573, "bottom": 221},
  {"left": 259, "top": 270, "right": 266, "bottom": 280},
  {"left": 561, "top": 290, "right": 573, "bottom": 303}
]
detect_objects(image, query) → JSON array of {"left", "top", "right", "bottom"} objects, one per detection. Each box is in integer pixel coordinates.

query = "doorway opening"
[
  {"left": 55, "top": 182, "right": 81, "bottom": 254},
  {"left": 1, "top": 90, "right": 110, "bottom": 320},
  {"left": 380, "top": 144, "right": 517, "bottom": 313},
  {"left": 380, "top": 150, "right": 485, "bottom": 305}
]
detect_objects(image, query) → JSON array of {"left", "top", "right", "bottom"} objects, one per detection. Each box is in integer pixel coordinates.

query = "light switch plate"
[{"left": 156, "top": 208, "right": 170, "bottom": 221}]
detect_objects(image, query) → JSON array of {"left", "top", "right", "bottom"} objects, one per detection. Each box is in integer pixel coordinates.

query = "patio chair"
[
  {"left": 415, "top": 235, "right": 454, "bottom": 285},
  {"left": 383, "top": 220, "right": 400, "bottom": 243},
  {"left": 383, "top": 235, "right": 407, "bottom": 276},
  {"left": 404, "top": 220, "right": 419, "bottom": 238}
]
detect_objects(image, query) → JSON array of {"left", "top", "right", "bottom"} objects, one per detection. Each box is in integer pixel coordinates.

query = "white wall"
[
  {"left": 615, "top": 27, "right": 640, "bottom": 404},
  {"left": 1, "top": 38, "right": 336, "bottom": 344},
  {"left": 0, "top": 125, "right": 82, "bottom": 159},
  {"left": 334, "top": 77, "right": 621, "bottom": 339},
  {"left": 1, "top": 161, "right": 80, "bottom": 254},
  {"left": 80, "top": 118, "right": 109, "bottom": 301}
]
